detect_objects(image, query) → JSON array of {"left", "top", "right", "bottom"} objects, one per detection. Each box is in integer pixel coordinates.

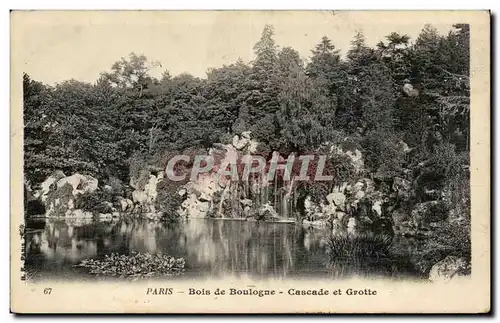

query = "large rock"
[
  {"left": 372, "top": 200, "right": 383, "bottom": 217},
  {"left": 241, "top": 131, "right": 252, "bottom": 139},
  {"left": 179, "top": 194, "right": 211, "bottom": 218},
  {"left": 347, "top": 217, "right": 358, "bottom": 234},
  {"left": 326, "top": 192, "right": 346, "bottom": 209},
  {"left": 232, "top": 134, "right": 250, "bottom": 150},
  {"left": 354, "top": 190, "right": 365, "bottom": 200},
  {"left": 336, "top": 211, "right": 346, "bottom": 222},
  {"left": 131, "top": 174, "right": 160, "bottom": 213},
  {"left": 258, "top": 203, "right": 278, "bottom": 220},
  {"left": 56, "top": 173, "right": 98, "bottom": 196},
  {"left": 320, "top": 202, "right": 336, "bottom": 218},
  {"left": 403, "top": 83, "right": 419, "bottom": 97},
  {"left": 118, "top": 197, "right": 134, "bottom": 212},
  {"left": 37, "top": 170, "right": 66, "bottom": 202},
  {"left": 189, "top": 174, "right": 218, "bottom": 202},
  {"left": 43, "top": 173, "right": 98, "bottom": 217},
  {"left": 132, "top": 190, "right": 148, "bottom": 204},
  {"left": 247, "top": 139, "right": 259, "bottom": 154},
  {"left": 429, "top": 256, "right": 469, "bottom": 282},
  {"left": 145, "top": 175, "right": 158, "bottom": 202}
]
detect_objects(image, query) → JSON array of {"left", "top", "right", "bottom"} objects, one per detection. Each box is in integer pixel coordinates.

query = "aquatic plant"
[
  {"left": 75, "top": 252, "right": 185, "bottom": 278},
  {"left": 324, "top": 233, "right": 399, "bottom": 277}
]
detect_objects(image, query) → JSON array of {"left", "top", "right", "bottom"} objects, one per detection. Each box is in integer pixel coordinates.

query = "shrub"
[
  {"left": 422, "top": 201, "right": 449, "bottom": 224},
  {"left": 155, "top": 180, "right": 186, "bottom": 221},
  {"left": 362, "top": 130, "right": 406, "bottom": 177},
  {"left": 328, "top": 154, "right": 356, "bottom": 186},
  {"left": 432, "top": 142, "right": 464, "bottom": 179},
  {"left": 75, "top": 190, "right": 114, "bottom": 214},
  {"left": 107, "top": 176, "right": 124, "bottom": 196},
  {"left": 128, "top": 154, "right": 150, "bottom": 190}
]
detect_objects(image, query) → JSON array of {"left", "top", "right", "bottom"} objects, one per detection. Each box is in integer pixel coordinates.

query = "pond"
[{"left": 24, "top": 218, "right": 420, "bottom": 281}]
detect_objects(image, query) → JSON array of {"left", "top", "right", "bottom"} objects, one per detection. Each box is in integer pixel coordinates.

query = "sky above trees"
[{"left": 16, "top": 11, "right": 455, "bottom": 85}]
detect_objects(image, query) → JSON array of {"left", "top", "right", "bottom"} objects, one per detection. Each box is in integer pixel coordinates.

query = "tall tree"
[{"left": 244, "top": 25, "right": 282, "bottom": 150}]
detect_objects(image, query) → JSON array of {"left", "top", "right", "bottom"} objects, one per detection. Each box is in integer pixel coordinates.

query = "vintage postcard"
[{"left": 10, "top": 10, "right": 490, "bottom": 314}]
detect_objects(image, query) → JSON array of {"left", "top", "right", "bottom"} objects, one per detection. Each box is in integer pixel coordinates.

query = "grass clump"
[{"left": 324, "top": 233, "right": 411, "bottom": 277}]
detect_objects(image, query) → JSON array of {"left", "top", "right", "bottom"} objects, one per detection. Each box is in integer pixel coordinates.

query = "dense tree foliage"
[{"left": 24, "top": 24, "right": 470, "bottom": 199}]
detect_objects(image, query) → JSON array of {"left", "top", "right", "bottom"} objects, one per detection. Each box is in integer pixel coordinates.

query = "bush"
[
  {"left": 328, "top": 154, "right": 357, "bottom": 186},
  {"left": 432, "top": 142, "right": 464, "bottom": 179},
  {"left": 75, "top": 190, "right": 114, "bottom": 214},
  {"left": 128, "top": 154, "right": 150, "bottom": 190},
  {"left": 362, "top": 131, "right": 406, "bottom": 177},
  {"left": 326, "top": 233, "right": 393, "bottom": 260},
  {"left": 107, "top": 176, "right": 124, "bottom": 196},
  {"left": 422, "top": 201, "right": 449, "bottom": 224},
  {"left": 155, "top": 180, "right": 186, "bottom": 221}
]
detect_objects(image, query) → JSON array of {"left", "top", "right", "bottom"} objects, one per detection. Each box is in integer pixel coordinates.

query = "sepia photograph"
[{"left": 10, "top": 10, "right": 490, "bottom": 313}]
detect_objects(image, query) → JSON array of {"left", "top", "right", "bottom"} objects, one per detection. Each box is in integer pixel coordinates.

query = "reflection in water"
[{"left": 25, "top": 219, "right": 333, "bottom": 280}]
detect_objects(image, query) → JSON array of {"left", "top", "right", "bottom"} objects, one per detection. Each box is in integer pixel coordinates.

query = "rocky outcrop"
[
  {"left": 231, "top": 131, "right": 258, "bottom": 154},
  {"left": 179, "top": 131, "right": 263, "bottom": 219},
  {"left": 329, "top": 144, "right": 364, "bottom": 174},
  {"left": 31, "top": 131, "right": 451, "bottom": 237},
  {"left": 257, "top": 203, "right": 279, "bottom": 220},
  {"left": 428, "top": 256, "right": 470, "bottom": 282},
  {"left": 117, "top": 197, "right": 134, "bottom": 212},
  {"left": 179, "top": 194, "right": 211, "bottom": 218},
  {"left": 304, "top": 174, "right": 395, "bottom": 236},
  {"left": 132, "top": 173, "right": 160, "bottom": 213},
  {"left": 43, "top": 173, "right": 99, "bottom": 217},
  {"left": 36, "top": 170, "right": 66, "bottom": 202},
  {"left": 57, "top": 173, "right": 98, "bottom": 196},
  {"left": 403, "top": 83, "right": 419, "bottom": 97},
  {"left": 34, "top": 172, "right": 132, "bottom": 219},
  {"left": 326, "top": 192, "right": 346, "bottom": 210}
]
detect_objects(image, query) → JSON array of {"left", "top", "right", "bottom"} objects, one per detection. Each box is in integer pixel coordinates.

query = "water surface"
[
  {"left": 25, "top": 218, "right": 333, "bottom": 280},
  {"left": 25, "top": 218, "right": 420, "bottom": 281}
]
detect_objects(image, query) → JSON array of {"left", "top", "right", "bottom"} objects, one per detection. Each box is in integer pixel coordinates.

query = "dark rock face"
[
  {"left": 24, "top": 182, "right": 45, "bottom": 217},
  {"left": 26, "top": 199, "right": 46, "bottom": 217}
]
